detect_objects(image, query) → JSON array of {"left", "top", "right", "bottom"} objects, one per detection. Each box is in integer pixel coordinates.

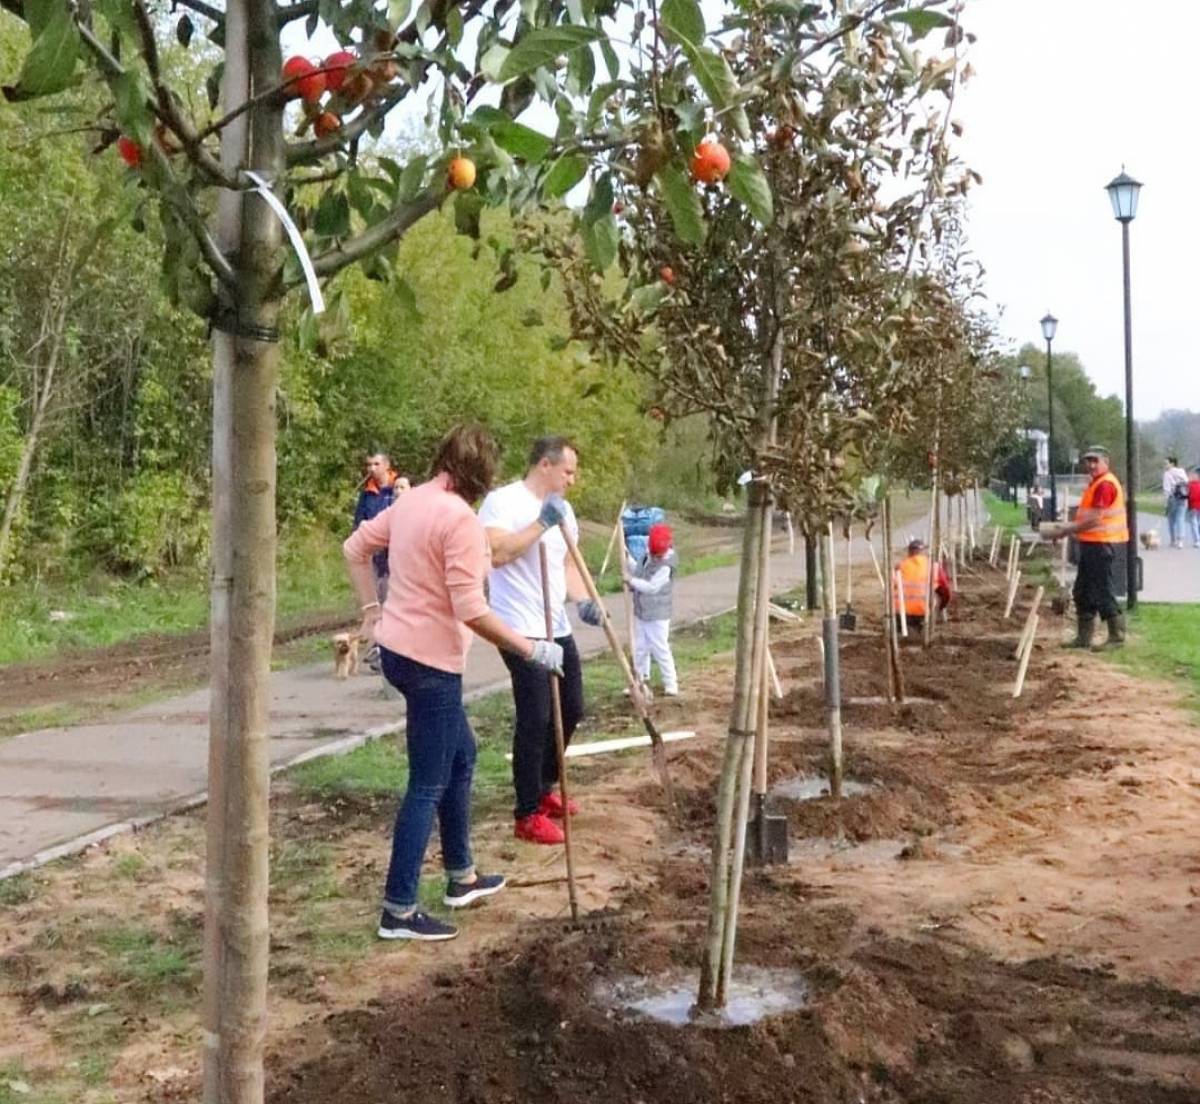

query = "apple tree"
[{"left": 0, "top": 0, "right": 840, "bottom": 1094}]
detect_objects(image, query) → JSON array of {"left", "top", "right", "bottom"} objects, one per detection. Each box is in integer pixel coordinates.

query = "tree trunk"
[
  {"left": 697, "top": 482, "right": 767, "bottom": 1009},
  {"left": 882, "top": 493, "right": 905, "bottom": 703},
  {"left": 0, "top": 347, "right": 56, "bottom": 572},
  {"left": 202, "top": 1, "right": 284, "bottom": 1100},
  {"left": 820, "top": 525, "right": 843, "bottom": 798},
  {"left": 717, "top": 496, "right": 772, "bottom": 1003},
  {"left": 804, "top": 532, "right": 818, "bottom": 612}
]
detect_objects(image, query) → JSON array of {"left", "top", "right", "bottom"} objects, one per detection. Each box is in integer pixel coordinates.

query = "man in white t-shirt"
[{"left": 479, "top": 436, "right": 605, "bottom": 845}]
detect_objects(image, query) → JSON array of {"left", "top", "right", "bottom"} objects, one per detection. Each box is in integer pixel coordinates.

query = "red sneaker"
[
  {"left": 514, "top": 812, "right": 564, "bottom": 845},
  {"left": 538, "top": 791, "right": 579, "bottom": 819}
]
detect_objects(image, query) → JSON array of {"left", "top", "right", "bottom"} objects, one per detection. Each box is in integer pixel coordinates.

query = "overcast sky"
[{"left": 955, "top": 0, "right": 1198, "bottom": 420}]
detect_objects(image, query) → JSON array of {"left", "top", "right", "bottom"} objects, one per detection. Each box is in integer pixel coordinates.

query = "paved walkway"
[
  {"left": 2, "top": 535, "right": 827, "bottom": 875},
  {"left": 1134, "top": 511, "right": 1200, "bottom": 603}
]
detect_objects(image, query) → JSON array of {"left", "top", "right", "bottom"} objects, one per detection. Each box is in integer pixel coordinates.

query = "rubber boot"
[
  {"left": 1065, "top": 615, "right": 1096, "bottom": 649},
  {"left": 1100, "top": 614, "right": 1126, "bottom": 650}
]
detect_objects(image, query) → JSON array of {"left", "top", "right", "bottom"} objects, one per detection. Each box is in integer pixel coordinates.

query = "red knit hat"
[{"left": 648, "top": 523, "right": 673, "bottom": 558}]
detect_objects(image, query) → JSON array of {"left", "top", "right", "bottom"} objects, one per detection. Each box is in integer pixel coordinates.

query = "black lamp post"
[
  {"left": 1105, "top": 168, "right": 1143, "bottom": 610},
  {"left": 1040, "top": 312, "right": 1058, "bottom": 521},
  {"left": 1019, "top": 364, "right": 1032, "bottom": 497}
]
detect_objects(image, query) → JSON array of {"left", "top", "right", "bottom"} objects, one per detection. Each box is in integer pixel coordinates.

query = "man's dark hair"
[
  {"left": 1167, "top": 455, "right": 1179, "bottom": 466},
  {"left": 368, "top": 450, "right": 391, "bottom": 464},
  {"left": 430, "top": 424, "right": 499, "bottom": 503},
  {"left": 527, "top": 435, "right": 578, "bottom": 470}
]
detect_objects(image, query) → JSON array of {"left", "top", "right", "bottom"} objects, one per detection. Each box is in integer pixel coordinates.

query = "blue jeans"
[
  {"left": 379, "top": 649, "right": 476, "bottom": 911},
  {"left": 1167, "top": 497, "right": 1188, "bottom": 545},
  {"left": 1190, "top": 509, "right": 1200, "bottom": 546}
]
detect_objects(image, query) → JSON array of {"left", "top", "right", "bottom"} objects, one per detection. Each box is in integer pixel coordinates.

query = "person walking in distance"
[
  {"left": 892, "top": 538, "right": 951, "bottom": 633},
  {"left": 1188, "top": 467, "right": 1200, "bottom": 549},
  {"left": 353, "top": 453, "right": 408, "bottom": 671},
  {"left": 344, "top": 425, "right": 564, "bottom": 941},
  {"left": 478, "top": 436, "right": 605, "bottom": 846},
  {"left": 1163, "top": 455, "right": 1189, "bottom": 549},
  {"left": 1044, "top": 445, "right": 1128, "bottom": 649},
  {"left": 624, "top": 522, "right": 679, "bottom": 697}
]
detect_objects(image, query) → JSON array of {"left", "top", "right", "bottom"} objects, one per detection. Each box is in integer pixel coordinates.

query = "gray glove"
[
  {"left": 538, "top": 494, "right": 566, "bottom": 530},
  {"left": 529, "top": 639, "right": 564, "bottom": 675},
  {"left": 577, "top": 598, "right": 604, "bottom": 627}
]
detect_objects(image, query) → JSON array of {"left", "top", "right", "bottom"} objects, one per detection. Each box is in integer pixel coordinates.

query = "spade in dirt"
[{"left": 747, "top": 602, "right": 788, "bottom": 865}]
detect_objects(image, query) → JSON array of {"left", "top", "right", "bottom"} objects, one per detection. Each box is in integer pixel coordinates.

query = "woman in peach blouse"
[{"left": 344, "top": 424, "right": 563, "bottom": 942}]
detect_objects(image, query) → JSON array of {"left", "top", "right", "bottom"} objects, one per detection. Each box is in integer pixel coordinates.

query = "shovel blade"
[{"left": 746, "top": 812, "right": 790, "bottom": 865}]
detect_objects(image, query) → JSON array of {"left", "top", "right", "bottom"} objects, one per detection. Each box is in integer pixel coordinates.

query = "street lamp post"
[
  {"left": 1019, "top": 364, "right": 1032, "bottom": 499},
  {"left": 1105, "top": 168, "right": 1143, "bottom": 610},
  {"left": 1039, "top": 313, "right": 1058, "bottom": 521}
]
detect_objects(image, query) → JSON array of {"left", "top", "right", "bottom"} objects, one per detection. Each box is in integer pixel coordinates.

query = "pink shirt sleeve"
[
  {"left": 343, "top": 506, "right": 392, "bottom": 563},
  {"left": 441, "top": 510, "right": 490, "bottom": 623}
]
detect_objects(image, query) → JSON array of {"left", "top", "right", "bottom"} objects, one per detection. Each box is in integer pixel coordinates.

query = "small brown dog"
[
  {"left": 1140, "top": 529, "right": 1161, "bottom": 551},
  {"left": 332, "top": 632, "right": 360, "bottom": 679}
]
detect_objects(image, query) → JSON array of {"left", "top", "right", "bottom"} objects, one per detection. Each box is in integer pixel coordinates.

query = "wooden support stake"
[
  {"left": 1060, "top": 532, "right": 1069, "bottom": 589},
  {"left": 539, "top": 543, "right": 579, "bottom": 926},
  {"left": 1012, "top": 585, "right": 1045, "bottom": 660},
  {"left": 989, "top": 525, "right": 1001, "bottom": 567},
  {"left": 866, "top": 536, "right": 886, "bottom": 589},
  {"left": 1012, "top": 613, "right": 1040, "bottom": 698},
  {"left": 895, "top": 570, "right": 908, "bottom": 637},
  {"left": 598, "top": 500, "right": 626, "bottom": 578},
  {"left": 1006, "top": 533, "right": 1019, "bottom": 580},
  {"left": 1003, "top": 567, "right": 1022, "bottom": 620},
  {"left": 766, "top": 646, "right": 784, "bottom": 700}
]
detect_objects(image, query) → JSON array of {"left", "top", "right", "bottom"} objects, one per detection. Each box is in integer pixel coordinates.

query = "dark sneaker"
[
  {"left": 443, "top": 872, "right": 506, "bottom": 909},
  {"left": 377, "top": 908, "right": 458, "bottom": 941}
]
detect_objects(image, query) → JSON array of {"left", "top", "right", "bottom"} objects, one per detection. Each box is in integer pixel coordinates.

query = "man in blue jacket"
[{"left": 353, "top": 453, "right": 406, "bottom": 669}]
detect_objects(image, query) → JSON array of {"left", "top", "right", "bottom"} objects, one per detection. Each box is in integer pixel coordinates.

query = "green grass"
[
  {"left": 0, "top": 529, "right": 351, "bottom": 667},
  {"left": 92, "top": 922, "right": 199, "bottom": 995},
  {"left": 1108, "top": 603, "right": 1200, "bottom": 712},
  {"left": 0, "top": 873, "right": 38, "bottom": 907},
  {"left": 983, "top": 491, "right": 1027, "bottom": 534}
]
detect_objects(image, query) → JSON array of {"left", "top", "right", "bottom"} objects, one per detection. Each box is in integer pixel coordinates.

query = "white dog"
[{"left": 1140, "top": 529, "right": 1160, "bottom": 551}]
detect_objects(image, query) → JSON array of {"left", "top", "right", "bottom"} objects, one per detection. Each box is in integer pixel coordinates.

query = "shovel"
[
  {"left": 838, "top": 526, "right": 857, "bottom": 631},
  {"left": 747, "top": 621, "right": 788, "bottom": 865}
]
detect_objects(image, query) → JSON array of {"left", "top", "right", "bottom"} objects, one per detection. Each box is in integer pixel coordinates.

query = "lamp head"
[
  {"left": 1040, "top": 312, "right": 1058, "bottom": 343},
  {"left": 1105, "top": 168, "right": 1142, "bottom": 223}
]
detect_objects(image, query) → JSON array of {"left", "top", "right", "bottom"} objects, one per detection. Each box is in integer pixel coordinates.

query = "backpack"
[{"left": 1173, "top": 475, "right": 1190, "bottom": 501}]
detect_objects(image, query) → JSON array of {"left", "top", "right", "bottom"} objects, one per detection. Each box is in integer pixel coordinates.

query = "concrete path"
[
  {"left": 1, "top": 536, "right": 826, "bottom": 875},
  {"left": 1134, "top": 511, "right": 1200, "bottom": 603}
]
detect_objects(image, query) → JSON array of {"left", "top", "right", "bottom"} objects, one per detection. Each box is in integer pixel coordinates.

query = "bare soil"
[
  {"left": 3, "top": 554, "right": 1198, "bottom": 1103},
  {"left": 266, "top": 559, "right": 1200, "bottom": 1104}
]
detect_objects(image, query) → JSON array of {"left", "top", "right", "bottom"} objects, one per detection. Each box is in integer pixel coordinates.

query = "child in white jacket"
[{"left": 624, "top": 523, "right": 678, "bottom": 697}]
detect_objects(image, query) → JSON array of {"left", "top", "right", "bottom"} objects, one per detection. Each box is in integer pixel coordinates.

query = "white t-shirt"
[{"left": 478, "top": 480, "right": 578, "bottom": 638}]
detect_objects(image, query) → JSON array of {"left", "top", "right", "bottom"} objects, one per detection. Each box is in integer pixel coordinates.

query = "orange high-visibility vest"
[
  {"left": 894, "top": 553, "right": 931, "bottom": 617},
  {"left": 1077, "top": 470, "right": 1128, "bottom": 544}
]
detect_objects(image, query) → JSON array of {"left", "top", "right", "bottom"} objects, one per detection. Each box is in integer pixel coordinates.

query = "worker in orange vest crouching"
[
  {"left": 1042, "top": 444, "right": 1127, "bottom": 650},
  {"left": 893, "top": 538, "right": 952, "bottom": 632}
]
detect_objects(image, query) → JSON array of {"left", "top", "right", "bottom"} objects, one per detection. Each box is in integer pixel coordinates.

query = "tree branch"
[
  {"left": 131, "top": 0, "right": 240, "bottom": 187},
  {"left": 303, "top": 189, "right": 441, "bottom": 282},
  {"left": 175, "top": 0, "right": 225, "bottom": 24},
  {"left": 275, "top": 0, "right": 317, "bottom": 26},
  {"left": 285, "top": 86, "right": 406, "bottom": 164}
]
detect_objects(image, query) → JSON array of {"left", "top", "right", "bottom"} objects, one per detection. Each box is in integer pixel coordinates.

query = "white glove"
[{"left": 529, "top": 639, "right": 564, "bottom": 675}]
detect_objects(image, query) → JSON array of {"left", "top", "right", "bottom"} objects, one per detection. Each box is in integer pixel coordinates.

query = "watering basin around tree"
[
  {"left": 595, "top": 966, "right": 810, "bottom": 1028},
  {"left": 771, "top": 775, "right": 875, "bottom": 801}
]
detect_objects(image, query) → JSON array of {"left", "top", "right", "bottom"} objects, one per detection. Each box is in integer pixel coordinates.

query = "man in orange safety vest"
[
  {"left": 1043, "top": 444, "right": 1128, "bottom": 649},
  {"left": 893, "top": 538, "right": 951, "bottom": 630}
]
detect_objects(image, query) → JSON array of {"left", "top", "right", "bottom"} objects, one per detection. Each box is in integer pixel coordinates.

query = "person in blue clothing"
[{"left": 353, "top": 452, "right": 408, "bottom": 669}]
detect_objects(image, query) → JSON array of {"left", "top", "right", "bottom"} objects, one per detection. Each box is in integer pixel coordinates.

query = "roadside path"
[{"left": 1133, "top": 510, "right": 1200, "bottom": 602}]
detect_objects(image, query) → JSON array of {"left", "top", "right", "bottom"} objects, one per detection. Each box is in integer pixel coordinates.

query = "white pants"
[{"left": 633, "top": 618, "right": 677, "bottom": 693}]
